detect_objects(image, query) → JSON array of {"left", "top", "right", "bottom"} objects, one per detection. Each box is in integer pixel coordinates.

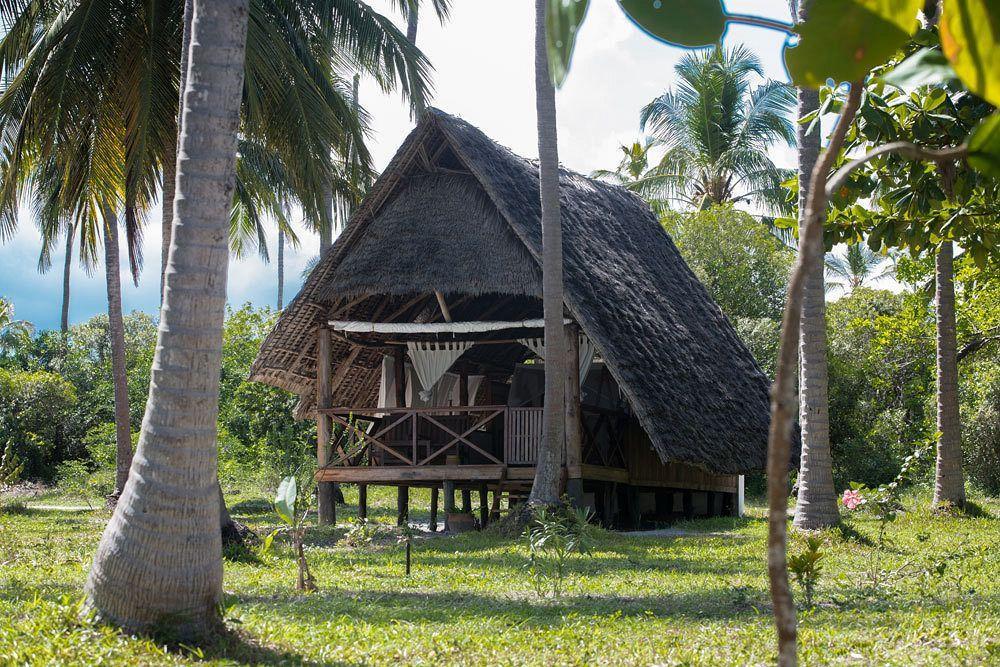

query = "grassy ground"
[{"left": 1, "top": 485, "right": 998, "bottom": 666}]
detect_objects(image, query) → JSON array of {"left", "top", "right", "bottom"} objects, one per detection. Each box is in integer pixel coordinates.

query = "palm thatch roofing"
[{"left": 250, "top": 108, "right": 778, "bottom": 475}]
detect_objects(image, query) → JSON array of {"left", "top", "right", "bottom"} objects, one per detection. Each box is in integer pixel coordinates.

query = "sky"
[{"left": 0, "top": 0, "right": 797, "bottom": 331}]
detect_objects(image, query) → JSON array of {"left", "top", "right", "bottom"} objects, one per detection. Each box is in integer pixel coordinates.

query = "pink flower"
[{"left": 842, "top": 489, "right": 865, "bottom": 510}]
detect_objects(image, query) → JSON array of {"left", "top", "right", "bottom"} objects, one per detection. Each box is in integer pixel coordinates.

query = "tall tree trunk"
[
  {"left": 276, "top": 228, "right": 284, "bottom": 310},
  {"left": 792, "top": 11, "right": 839, "bottom": 529},
  {"left": 161, "top": 140, "right": 176, "bottom": 304},
  {"left": 85, "top": 0, "right": 250, "bottom": 638},
  {"left": 528, "top": 0, "right": 566, "bottom": 507},
  {"left": 933, "top": 241, "right": 965, "bottom": 507},
  {"left": 162, "top": 0, "right": 193, "bottom": 305},
  {"left": 61, "top": 227, "right": 73, "bottom": 333},
  {"left": 102, "top": 208, "right": 133, "bottom": 496}
]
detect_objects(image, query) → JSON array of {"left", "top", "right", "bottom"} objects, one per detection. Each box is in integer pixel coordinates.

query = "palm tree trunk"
[
  {"left": 102, "top": 207, "right": 133, "bottom": 496},
  {"left": 528, "top": 0, "right": 566, "bottom": 507},
  {"left": 162, "top": 0, "right": 193, "bottom": 305},
  {"left": 792, "top": 1, "right": 838, "bottom": 532},
  {"left": 61, "top": 227, "right": 73, "bottom": 333},
  {"left": 161, "top": 139, "right": 176, "bottom": 303},
  {"left": 933, "top": 241, "right": 965, "bottom": 507},
  {"left": 85, "top": 0, "right": 250, "bottom": 638},
  {"left": 277, "top": 228, "right": 284, "bottom": 309}
]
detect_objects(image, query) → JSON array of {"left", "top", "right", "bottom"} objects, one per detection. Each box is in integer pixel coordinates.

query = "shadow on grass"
[
  {"left": 166, "top": 625, "right": 356, "bottom": 667},
  {"left": 234, "top": 584, "right": 772, "bottom": 628},
  {"left": 958, "top": 501, "right": 992, "bottom": 519}
]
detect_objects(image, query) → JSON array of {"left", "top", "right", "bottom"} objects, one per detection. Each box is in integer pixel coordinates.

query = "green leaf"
[
  {"left": 617, "top": 0, "right": 725, "bottom": 48},
  {"left": 941, "top": 0, "right": 1000, "bottom": 106},
  {"left": 275, "top": 475, "right": 297, "bottom": 526},
  {"left": 968, "top": 112, "right": 1000, "bottom": 178},
  {"left": 547, "top": 0, "right": 590, "bottom": 88},
  {"left": 882, "top": 48, "right": 960, "bottom": 90},
  {"left": 785, "top": 0, "right": 923, "bottom": 88}
]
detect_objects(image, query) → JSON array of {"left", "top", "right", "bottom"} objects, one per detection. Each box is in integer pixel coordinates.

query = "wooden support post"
[
  {"left": 683, "top": 490, "right": 694, "bottom": 520},
  {"left": 397, "top": 485, "right": 409, "bottom": 526},
  {"left": 459, "top": 371, "right": 469, "bottom": 406},
  {"left": 564, "top": 324, "right": 584, "bottom": 507},
  {"left": 461, "top": 489, "right": 471, "bottom": 513},
  {"left": 393, "top": 346, "right": 407, "bottom": 407},
  {"left": 490, "top": 490, "right": 502, "bottom": 522},
  {"left": 358, "top": 484, "right": 368, "bottom": 520},
  {"left": 722, "top": 492, "right": 735, "bottom": 517},
  {"left": 479, "top": 484, "right": 489, "bottom": 528},
  {"left": 316, "top": 327, "right": 335, "bottom": 525},
  {"left": 626, "top": 486, "right": 641, "bottom": 530},
  {"left": 443, "top": 480, "right": 455, "bottom": 531},
  {"left": 430, "top": 486, "right": 439, "bottom": 532}
]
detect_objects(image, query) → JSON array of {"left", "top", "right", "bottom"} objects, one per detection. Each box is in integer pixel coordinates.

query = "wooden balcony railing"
[{"left": 317, "top": 405, "right": 544, "bottom": 469}]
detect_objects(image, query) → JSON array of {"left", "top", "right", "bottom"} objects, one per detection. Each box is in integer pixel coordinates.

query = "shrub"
[
  {"left": 965, "top": 371, "right": 1000, "bottom": 496},
  {"left": 0, "top": 369, "right": 77, "bottom": 479}
]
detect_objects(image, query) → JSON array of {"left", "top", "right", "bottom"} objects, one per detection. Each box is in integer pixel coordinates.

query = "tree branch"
[
  {"left": 826, "top": 142, "right": 969, "bottom": 199},
  {"left": 727, "top": 13, "right": 794, "bottom": 34},
  {"left": 766, "top": 81, "right": 864, "bottom": 667}
]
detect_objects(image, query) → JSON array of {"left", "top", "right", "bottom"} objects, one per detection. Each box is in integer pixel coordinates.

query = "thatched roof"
[{"left": 250, "top": 108, "right": 778, "bottom": 474}]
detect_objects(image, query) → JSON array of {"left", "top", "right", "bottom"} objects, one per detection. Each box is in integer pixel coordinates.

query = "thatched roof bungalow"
[{"left": 250, "top": 109, "right": 776, "bottom": 529}]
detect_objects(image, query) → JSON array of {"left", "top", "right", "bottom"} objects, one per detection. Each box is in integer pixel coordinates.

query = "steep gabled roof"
[{"left": 251, "top": 108, "right": 776, "bottom": 474}]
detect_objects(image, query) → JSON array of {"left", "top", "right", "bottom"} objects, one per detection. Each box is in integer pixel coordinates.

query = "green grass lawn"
[{"left": 1, "top": 486, "right": 998, "bottom": 666}]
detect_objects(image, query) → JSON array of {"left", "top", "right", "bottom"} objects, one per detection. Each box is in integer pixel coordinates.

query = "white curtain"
[
  {"left": 517, "top": 333, "right": 596, "bottom": 383},
  {"left": 467, "top": 374, "right": 484, "bottom": 405},
  {"left": 377, "top": 355, "right": 396, "bottom": 412},
  {"left": 406, "top": 341, "right": 472, "bottom": 402}
]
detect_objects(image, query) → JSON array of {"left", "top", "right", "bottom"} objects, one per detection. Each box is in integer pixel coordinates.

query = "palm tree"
[
  {"left": 0, "top": 0, "right": 431, "bottom": 499},
  {"left": 0, "top": 297, "right": 32, "bottom": 357},
  {"left": 528, "top": 0, "right": 566, "bottom": 507},
  {"left": 791, "top": 0, "right": 839, "bottom": 533},
  {"left": 825, "top": 243, "right": 896, "bottom": 294},
  {"left": 640, "top": 45, "right": 795, "bottom": 213},
  {"left": 590, "top": 139, "right": 672, "bottom": 216},
  {"left": 85, "top": 0, "right": 249, "bottom": 636}
]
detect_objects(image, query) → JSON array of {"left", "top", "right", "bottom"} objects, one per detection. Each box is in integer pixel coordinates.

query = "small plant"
[
  {"left": 843, "top": 442, "right": 930, "bottom": 547},
  {"left": 272, "top": 475, "right": 316, "bottom": 592},
  {"left": 787, "top": 536, "right": 824, "bottom": 608},
  {"left": 523, "top": 503, "right": 594, "bottom": 598},
  {"left": 55, "top": 459, "right": 95, "bottom": 509},
  {"left": 341, "top": 517, "right": 394, "bottom": 548}
]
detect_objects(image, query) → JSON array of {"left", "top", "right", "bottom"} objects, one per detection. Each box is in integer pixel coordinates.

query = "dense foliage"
[
  {"left": 0, "top": 304, "right": 313, "bottom": 490},
  {"left": 660, "top": 207, "right": 999, "bottom": 496}
]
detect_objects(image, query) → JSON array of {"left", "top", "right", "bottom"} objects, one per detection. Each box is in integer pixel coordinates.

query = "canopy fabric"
[
  {"left": 406, "top": 341, "right": 472, "bottom": 401},
  {"left": 328, "top": 318, "right": 568, "bottom": 335},
  {"left": 517, "top": 333, "right": 596, "bottom": 383},
  {"left": 379, "top": 355, "right": 485, "bottom": 409}
]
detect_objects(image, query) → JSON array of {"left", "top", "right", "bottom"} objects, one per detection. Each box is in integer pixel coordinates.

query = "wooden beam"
[
  {"left": 435, "top": 291, "right": 453, "bottom": 322},
  {"left": 316, "top": 327, "right": 335, "bottom": 525},
  {"left": 315, "top": 465, "right": 508, "bottom": 483}
]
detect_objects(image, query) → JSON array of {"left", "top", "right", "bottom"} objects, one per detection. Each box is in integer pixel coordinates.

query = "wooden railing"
[{"left": 317, "top": 405, "right": 543, "bottom": 468}]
